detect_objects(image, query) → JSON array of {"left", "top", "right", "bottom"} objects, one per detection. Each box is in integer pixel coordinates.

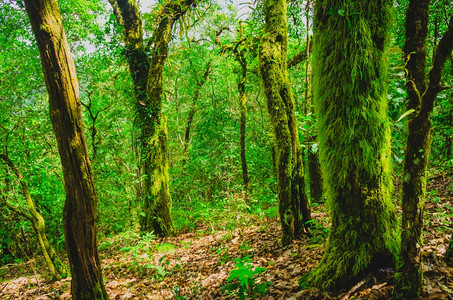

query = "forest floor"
[{"left": 0, "top": 173, "right": 452, "bottom": 299}]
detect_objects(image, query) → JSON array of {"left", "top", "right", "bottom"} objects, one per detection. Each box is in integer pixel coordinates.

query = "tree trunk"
[
  {"left": 235, "top": 23, "right": 250, "bottom": 203},
  {"left": 138, "top": 8, "right": 175, "bottom": 236},
  {"left": 114, "top": 0, "right": 195, "bottom": 236},
  {"left": 23, "top": 0, "right": 109, "bottom": 298},
  {"left": 307, "top": 143, "right": 323, "bottom": 203},
  {"left": 182, "top": 62, "right": 211, "bottom": 164},
  {"left": 259, "top": 0, "right": 311, "bottom": 246},
  {"left": 0, "top": 154, "right": 64, "bottom": 281},
  {"left": 115, "top": 0, "right": 166, "bottom": 236},
  {"left": 306, "top": 0, "right": 399, "bottom": 291},
  {"left": 395, "top": 2, "right": 453, "bottom": 297},
  {"left": 447, "top": 55, "right": 453, "bottom": 160}
]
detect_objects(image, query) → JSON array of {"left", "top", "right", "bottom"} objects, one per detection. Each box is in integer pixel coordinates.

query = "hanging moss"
[{"left": 305, "top": 0, "right": 399, "bottom": 291}]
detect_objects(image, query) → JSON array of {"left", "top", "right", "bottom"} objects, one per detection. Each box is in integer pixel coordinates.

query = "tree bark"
[
  {"left": 259, "top": 0, "right": 311, "bottom": 246},
  {"left": 395, "top": 2, "right": 453, "bottom": 296},
  {"left": 23, "top": 0, "right": 109, "bottom": 298},
  {"left": 306, "top": 0, "right": 399, "bottom": 291}
]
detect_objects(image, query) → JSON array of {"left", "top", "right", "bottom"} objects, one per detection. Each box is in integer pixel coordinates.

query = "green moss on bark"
[
  {"left": 259, "top": 0, "right": 311, "bottom": 246},
  {"left": 115, "top": 0, "right": 198, "bottom": 236},
  {"left": 306, "top": 0, "right": 399, "bottom": 291}
]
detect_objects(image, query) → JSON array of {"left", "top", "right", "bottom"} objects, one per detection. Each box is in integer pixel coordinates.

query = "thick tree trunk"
[
  {"left": 396, "top": 3, "right": 453, "bottom": 297},
  {"left": 114, "top": 0, "right": 196, "bottom": 236},
  {"left": 114, "top": 0, "right": 192, "bottom": 236},
  {"left": 306, "top": 0, "right": 399, "bottom": 291},
  {"left": 138, "top": 11, "right": 175, "bottom": 236},
  {"left": 24, "top": 0, "right": 109, "bottom": 299},
  {"left": 0, "top": 154, "right": 64, "bottom": 281},
  {"left": 259, "top": 0, "right": 311, "bottom": 246}
]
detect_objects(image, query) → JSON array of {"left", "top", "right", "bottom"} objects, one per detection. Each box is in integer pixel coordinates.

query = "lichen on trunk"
[{"left": 305, "top": 0, "right": 399, "bottom": 291}]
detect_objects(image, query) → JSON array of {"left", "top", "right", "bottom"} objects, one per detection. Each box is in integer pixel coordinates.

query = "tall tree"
[
  {"left": 395, "top": 1, "right": 453, "bottom": 296},
  {"left": 259, "top": 0, "right": 311, "bottom": 246},
  {"left": 306, "top": 0, "right": 399, "bottom": 290},
  {"left": 23, "top": 0, "right": 109, "bottom": 298},
  {"left": 234, "top": 22, "right": 250, "bottom": 202},
  {"left": 110, "top": 0, "right": 197, "bottom": 236}
]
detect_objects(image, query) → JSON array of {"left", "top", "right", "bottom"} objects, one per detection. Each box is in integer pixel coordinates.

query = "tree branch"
[
  {"left": 420, "top": 15, "right": 453, "bottom": 118},
  {"left": 287, "top": 40, "right": 312, "bottom": 69}
]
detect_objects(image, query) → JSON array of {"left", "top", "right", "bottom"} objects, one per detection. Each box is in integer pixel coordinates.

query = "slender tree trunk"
[
  {"left": 447, "top": 55, "right": 453, "bottom": 160},
  {"left": 259, "top": 0, "right": 311, "bottom": 246},
  {"left": 234, "top": 23, "right": 250, "bottom": 202},
  {"left": 302, "top": 28, "right": 324, "bottom": 204},
  {"left": 0, "top": 154, "right": 64, "bottom": 281},
  {"left": 24, "top": 0, "right": 109, "bottom": 298},
  {"left": 238, "top": 60, "right": 250, "bottom": 202},
  {"left": 307, "top": 141, "right": 323, "bottom": 203},
  {"left": 306, "top": 0, "right": 399, "bottom": 291},
  {"left": 396, "top": 3, "right": 453, "bottom": 296},
  {"left": 182, "top": 62, "right": 211, "bottom": 164}
]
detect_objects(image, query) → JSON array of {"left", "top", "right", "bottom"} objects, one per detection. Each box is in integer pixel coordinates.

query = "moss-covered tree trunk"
[
  {"left": 114, "top": 0, "right": 194, "bottom": 236},
  {"left": 0, "top": 154, "right": 64, "bottom": 281},
  {"left": 395, "top": 3, "right": 453, "bottom": 297},
  {"left": 306, "top": 0, "right": 399, "bottom": 291},
  {"left": 24, "top": 0, "right": 109, "bottom": 298},
  {"left": 138, "top": 8, "right": 175, "bottom": 236},
  {"left": 259, "top": 0, "right": 311, "bottom": 246}
]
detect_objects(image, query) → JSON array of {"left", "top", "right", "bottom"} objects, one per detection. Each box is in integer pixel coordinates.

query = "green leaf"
[{"left": 397, "top": 108, "right": 416, "bottom": 122}]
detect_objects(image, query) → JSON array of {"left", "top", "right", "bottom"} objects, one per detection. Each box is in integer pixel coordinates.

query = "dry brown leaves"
[{"left": 0, "top": 175, "right": 452, "bottom": 299}]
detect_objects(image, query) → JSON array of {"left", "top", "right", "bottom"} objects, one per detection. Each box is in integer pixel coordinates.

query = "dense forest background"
[{"left": 0, "top": 0, "right": 452, "bottom": 299}]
